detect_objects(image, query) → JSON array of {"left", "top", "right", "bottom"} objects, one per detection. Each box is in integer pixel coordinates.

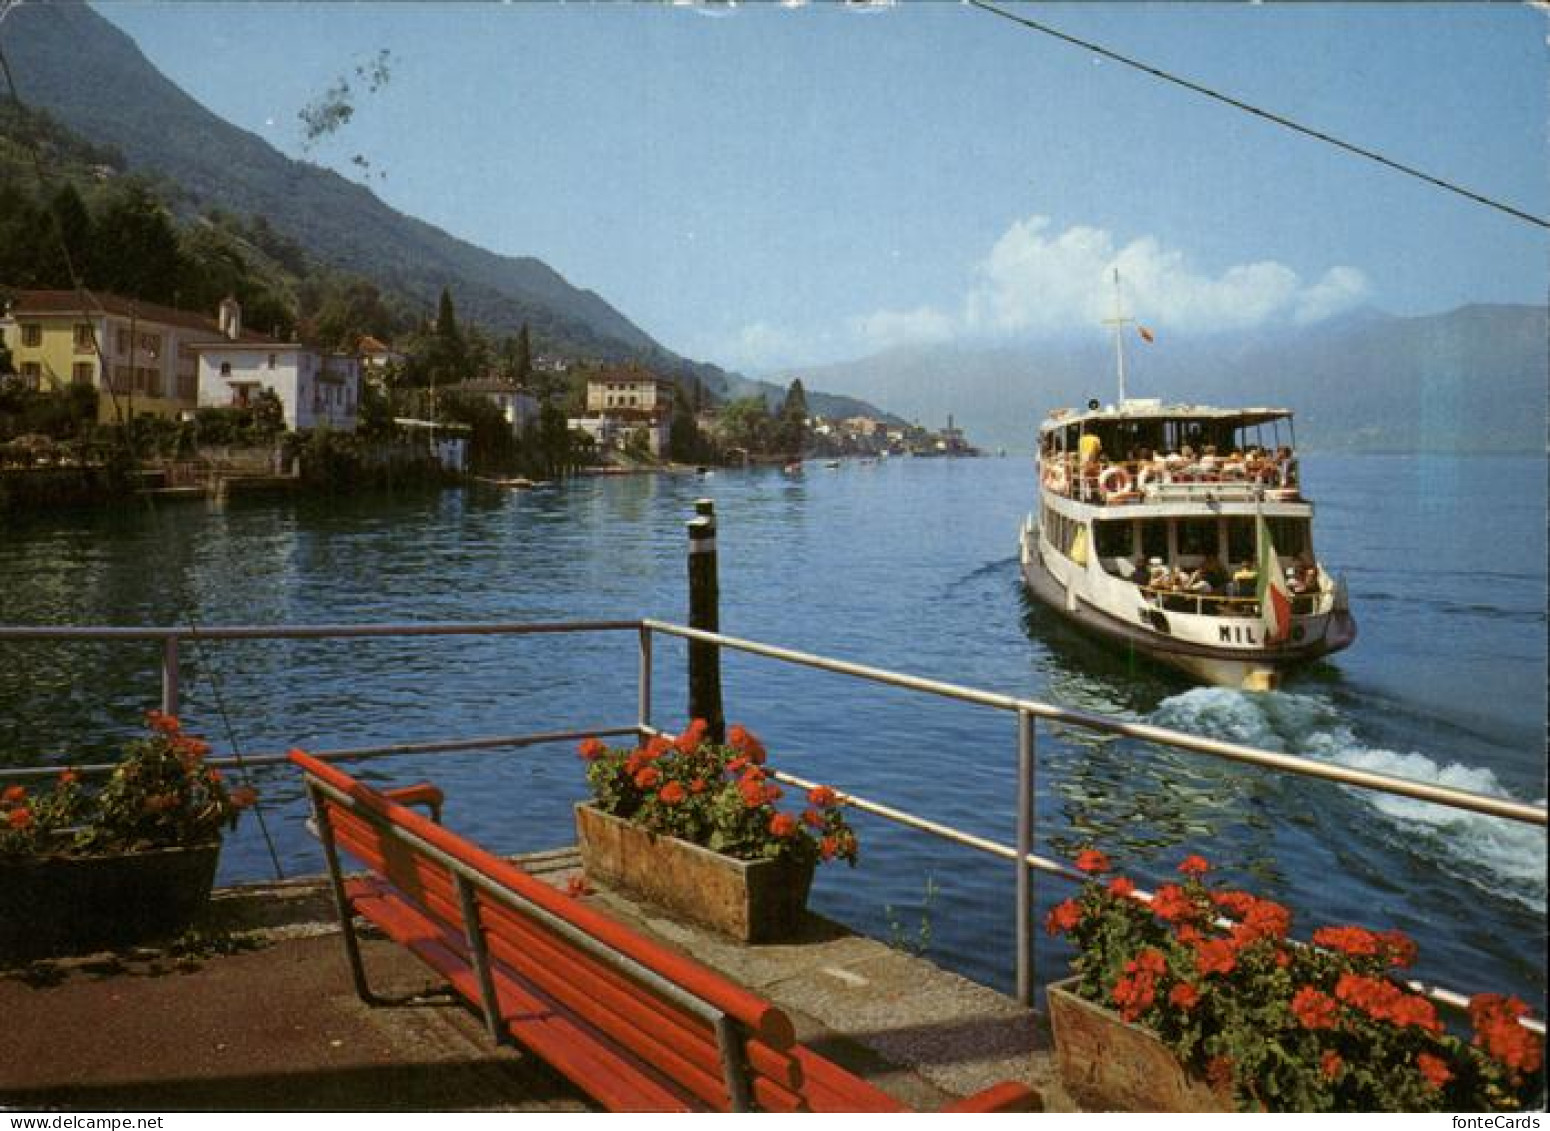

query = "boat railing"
[
  {"left": 1041, "top": 454, "right": 1301, "bottom": 506},
  {"left": 1135, "top": 584, "right": 1322, "bottom": 619},
  {"left": 0, "top": 618, "right": 1542, "bottom": 1028}
]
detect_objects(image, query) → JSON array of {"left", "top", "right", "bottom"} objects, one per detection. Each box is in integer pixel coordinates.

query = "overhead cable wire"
[{"left": 966, "top": 0, "right": 1550, "bottom": 232}]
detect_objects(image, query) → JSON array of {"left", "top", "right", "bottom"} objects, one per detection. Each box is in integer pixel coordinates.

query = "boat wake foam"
[{"left": 1152, "top": 688, "right": 1547, "bottom": 910}]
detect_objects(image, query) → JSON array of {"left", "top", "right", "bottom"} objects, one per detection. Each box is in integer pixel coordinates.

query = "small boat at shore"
[{"left": 1018, "top": 281, "right": 1355, "bottom": 690}]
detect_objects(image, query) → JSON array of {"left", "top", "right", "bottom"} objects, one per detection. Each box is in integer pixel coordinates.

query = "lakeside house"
[
  {"left": 192, "top": 299, "right": 362, "bottom": 433},
  {"left": 356, "top": 334, "right": 403, "bottom": 383},
  {"left": 443, "top": 376, "right": 540, "bottom": 435},
  {"left": 0, "top": 289, "right": 268, "bottom": 423},
  {"left": 570, "top": 366, "right": 675, "bottom": 456}
]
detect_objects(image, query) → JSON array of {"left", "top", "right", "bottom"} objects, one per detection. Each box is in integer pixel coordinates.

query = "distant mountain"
[
  {"left": 796, "top": 304, "right": 1548, "bottom": 453},
  {"left": 0, "top": 2, "right": 890, "bottom": 423}
]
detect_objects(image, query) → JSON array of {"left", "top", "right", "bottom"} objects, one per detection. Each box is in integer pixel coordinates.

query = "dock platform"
[{"left": 2, "top": 848, "right": 1067, "bottom": 1112}]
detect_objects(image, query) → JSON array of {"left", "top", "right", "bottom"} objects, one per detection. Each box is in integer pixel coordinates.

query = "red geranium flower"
[
  {"left": 808, "top": 785, "right": 838, "bottom": 808},
  {"left": 1, "top": 784, "right": 25, "bottom": 805},
  {"left": 634, "top": 766, "right": 661, "bottom": 790},
  {"left": 145, "top": 709, "right": 180, "bottom": 734},
  {"left": 819, "top": 836, "right": 838, "bottom": 860},
  {"left": 1194, "top": 938, "right": 1237, "bottom": 978},
  {"left": 1320, "top": 1051, "right": 1343, "bottom": 1080},
  {"left": 1108, "top": 876, "right": 1136, "bottom": 899},
  {"left": 769, "top": 812, "right": 798, "bottom": 839},
  {"left": 1150, "top": 884, "right": 1195, "bottom": 924},
  {"left": 1378, "top": 930, "right": 1419, "bottom": 969},
  {"left": 1313, "top": 924, "right": 1382, "bottom": 958},
  {"left": 1291, "top": 986, "right": 1340, "bottom": 1030},
  {"left": 577, "top": 737, "right": 606, "bottom": 762},
  {"left": 1169, "top": 982, "right": 1200, "bottom": 1011},
  {"left": 7, "top": 807, "right": 32, "bottom": 830},
  {"left": 1111, "top": 973, "right": 1156, "bottom": 1022},
  {"left": 1469, "top": 995, "right": 1542, "bottom": 1076},
  {"left": 1129, "top": 948, "right": 1167, "bottom": 977},
  {"left": 738, "top": 778, "right": 766, "bottom": 809},
  {"left": 802, "top": 807, "right": 825, "bottom": 829},
  {"left": 1074, "top": 848, "right": 1111, "bottom": 874},
  {"left": 727, "top": 725, "right": 767, "bottom": 765},
  {"left": 1178, "top": 854, "right": 1211, "bottom": 877},
  {"left": 674, "top": 718, "right": 708, "bottom": 754},
  {"left": 659, "top": 781, "right": 687, "bottom": 805},
  {"left": 1045, "top": 899, "right": 1081, "bottom": 936},
  {"left": 1416, "top": 1052, "right": 1452, "bottom": 1089},
  {"left": 688, "top": 777, "right": 707, "bottom": 795}
]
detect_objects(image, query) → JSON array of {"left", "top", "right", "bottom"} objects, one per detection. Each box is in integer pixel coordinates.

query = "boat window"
[
  {"left": 1094, "top": 519, "right": 1132, "bottom": 559},
  {"left": 1140, "top": 519, "right": 1168, "bottom": 562},
  {"left": 1267, "top": 517, "right": 1309, "bottom": 558},
  {"left": 1178, "top": 519, "right": 1218, "bottom": 558},
  {"left": 1227, "top": 518, "right": 1255, "bottom": 565}
]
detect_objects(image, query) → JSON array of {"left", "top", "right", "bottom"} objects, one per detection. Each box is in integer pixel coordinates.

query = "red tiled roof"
[{"left": 5, "top": 290, "right": 276, "bottom": 342}]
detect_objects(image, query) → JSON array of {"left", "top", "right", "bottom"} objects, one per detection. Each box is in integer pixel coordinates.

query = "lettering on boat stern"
[{"left": 1220, "top": 624, "right": 1260, "bottom": 645}]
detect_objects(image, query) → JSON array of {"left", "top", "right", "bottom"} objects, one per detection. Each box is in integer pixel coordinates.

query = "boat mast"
[{"left": 1100, "top": 268, "right": 1133, "bottom": 406}]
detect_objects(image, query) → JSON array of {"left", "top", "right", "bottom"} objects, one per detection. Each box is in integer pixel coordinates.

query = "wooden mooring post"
[{"left": 687, "top": 498, "right": 725, "bottom": 743}]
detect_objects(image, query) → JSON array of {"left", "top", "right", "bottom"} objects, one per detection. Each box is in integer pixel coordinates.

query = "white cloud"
[
  {"left": 858, "top": 216, "right": 1370, "bottom": 349},
  {"left": 701, "top": 218, "right": 1372, "bottom": 372},
  {"left": 1294, "top": 266, "right": 1372, "bottom": 324},
  {"left": 848, "top": 305, "right": 955, "bottom": 352}
]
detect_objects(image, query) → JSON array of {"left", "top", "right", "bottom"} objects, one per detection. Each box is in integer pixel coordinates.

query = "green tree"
[
  {"left": 668, "top": 384, "right": 704, "bottom": 464},
  {"left": 435, "top": 286, "right": 459, "bottom": 342},
  {"left": 776, "top": 378, "right": 809, "bottom": 455},
  {"left": 45, "top": 184, "right": 94, "bottom": 286},
  {"left": 252, "top": 388, "right": 286, "bottom": 438},
  {"left": 514, "top": 324, "right": 532, "bottom": 386},
  {"left": 92, "top": 182, "right": 184, "bottom": 305},
  {"left": 717, "top": 396, "right": 771, "bottom": 454}
]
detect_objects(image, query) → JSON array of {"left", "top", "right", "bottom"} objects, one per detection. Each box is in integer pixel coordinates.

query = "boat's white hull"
[{"left": 1018, "top": 516, "right": 1355, "bottom": 691}]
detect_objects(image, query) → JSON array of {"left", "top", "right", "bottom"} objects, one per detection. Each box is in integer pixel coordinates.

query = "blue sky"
[{"left": 100, "top": 3, "right": 1547, "bottom": 374}]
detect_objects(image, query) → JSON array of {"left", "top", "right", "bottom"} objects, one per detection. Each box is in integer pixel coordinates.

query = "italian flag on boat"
[{"left": 1256, "top": 511, "right": 1292, "bottom": 644}]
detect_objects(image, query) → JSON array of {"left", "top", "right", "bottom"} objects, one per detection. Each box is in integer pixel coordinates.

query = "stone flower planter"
[
  {"left": 575, "top": 803, "right": 814, "bottom": 943},
  {"left": 0, "top": 842, "right": 221, "bottom": 962},
  {"left": 1046, "top": 976, "right": 1233, "bottom": 1112}
]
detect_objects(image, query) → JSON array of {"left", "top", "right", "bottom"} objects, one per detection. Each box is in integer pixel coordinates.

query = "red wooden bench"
[{"left": 291, "top": 750, "right": 1042, "bottom": 1113}]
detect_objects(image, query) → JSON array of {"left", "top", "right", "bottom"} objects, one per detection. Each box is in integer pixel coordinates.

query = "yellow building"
[{"left": 0, "top": 291, "right": 267, "bottom": 424}]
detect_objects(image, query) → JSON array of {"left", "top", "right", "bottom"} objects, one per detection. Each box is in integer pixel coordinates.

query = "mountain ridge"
[
  {"left": 792, "top": 303, "right": 1547, "bottom": 453},
  {"left": 0, "top": 2, "right": 890, "bottom": 422}
]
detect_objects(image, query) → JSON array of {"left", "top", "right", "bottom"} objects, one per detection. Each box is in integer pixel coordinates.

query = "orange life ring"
[{"left": 1098, "top": 466, "right": 1132, "bottom": 497}]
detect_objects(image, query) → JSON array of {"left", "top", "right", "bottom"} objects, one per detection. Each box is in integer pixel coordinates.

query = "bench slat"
[{"left": 353, "top": 885, "right": 703, "bottom": 1112}]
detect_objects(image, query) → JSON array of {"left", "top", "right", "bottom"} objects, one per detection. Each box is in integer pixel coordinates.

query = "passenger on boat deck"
[
  {"left": 1198, "top": 446, "right": 1219, "bottom": 475},
  {"left": 1147, "top": 557, "right": 1172, "bottom": 589},
  {"left": 1288, "top": 554, "right": 1319, "bottom": 594},
  {"left": 1228, "top": 561, "right": 1257, "bottom": 598},
  {"left": 1186, "top": 555, "right": 1227, "bottom": 593}
]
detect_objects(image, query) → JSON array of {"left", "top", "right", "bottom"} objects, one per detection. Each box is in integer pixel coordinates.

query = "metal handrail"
[
  {"left": 642, "top": 620, "right": 1545, "bottom": 826},
  {"left": 2, "top": 617, "right": 1543, "bottom": 1022}
]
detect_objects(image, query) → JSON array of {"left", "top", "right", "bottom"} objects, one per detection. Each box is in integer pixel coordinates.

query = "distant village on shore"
[{"left": 0, "top": 285, "right": 979, "bottom": 508}]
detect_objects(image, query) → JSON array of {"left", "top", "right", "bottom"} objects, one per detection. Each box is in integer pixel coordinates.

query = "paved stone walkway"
[{"left": 1, "top": 849, "right": 1071, "bottom": 1112}]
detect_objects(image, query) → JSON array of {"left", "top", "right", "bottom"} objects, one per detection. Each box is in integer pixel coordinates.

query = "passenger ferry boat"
[{"left": 1017, "top": 289, "right": 1356, "bottom": 690}]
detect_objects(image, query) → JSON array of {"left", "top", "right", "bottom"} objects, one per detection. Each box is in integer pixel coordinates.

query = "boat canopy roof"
[{"left": 1039, "top": 400, "right": 1292, "bottom": 434}]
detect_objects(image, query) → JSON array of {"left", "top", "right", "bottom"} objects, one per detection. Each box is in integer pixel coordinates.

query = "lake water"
[{"left": 1, "top": 454, "right": 1544, "bottom": 1007}]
